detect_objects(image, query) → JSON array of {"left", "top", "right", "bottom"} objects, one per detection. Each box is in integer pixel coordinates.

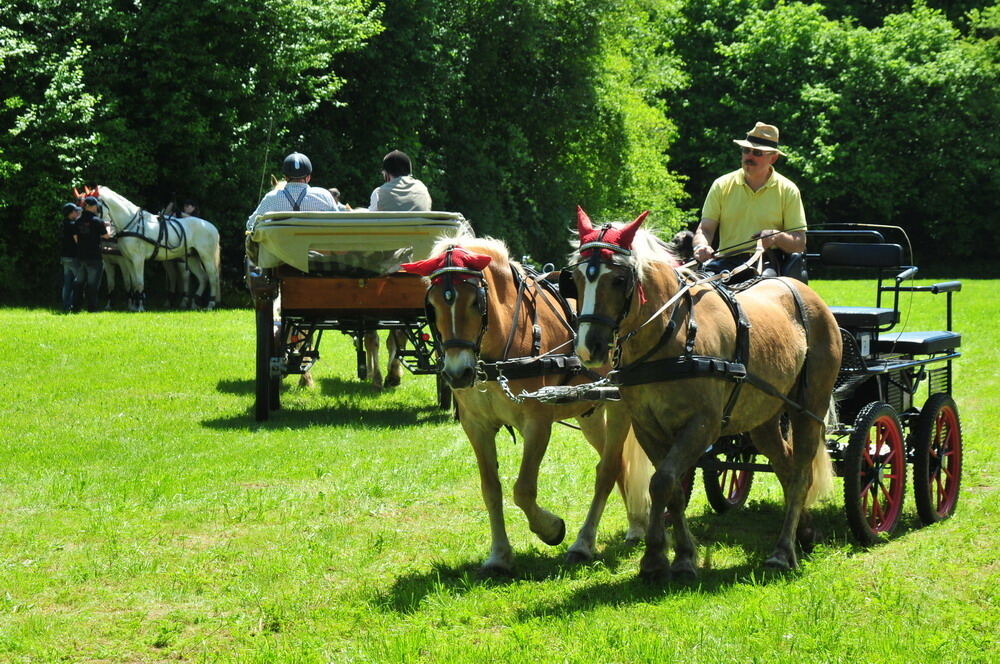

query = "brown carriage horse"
[
  {"left": 402, "top": 237, "right": 654, "bottom": 575},
  {"left": 566, "top": 208, "right": 842, "bottom": 580}
]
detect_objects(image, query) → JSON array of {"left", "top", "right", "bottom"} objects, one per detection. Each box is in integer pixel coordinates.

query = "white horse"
[{"left": 87, "top": 186, "right": 221, "bottom": 311}]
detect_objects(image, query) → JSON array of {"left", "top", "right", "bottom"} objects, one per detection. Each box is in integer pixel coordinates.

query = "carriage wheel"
[
  {"left": 436, "top": 373, "right": 452, "bottom": 410},
  {"left": 255, "top": 305, "right": 274, "bottom": 422},
  {"left": 703, "top": 441, "right": 756, "bottom": 513},
  {"left": 912, "top": 393, "right": 962, "bottom": 524},
  {"left": 843, "top": 402, "right": 906, "bottom": 546}
]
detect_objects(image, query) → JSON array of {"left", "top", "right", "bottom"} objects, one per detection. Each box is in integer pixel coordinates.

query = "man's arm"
[
  {"left": 693, "top": 218, "right": 718, "bottom": 263},
  {"left": 754, "top": 229, "right": 805, "bottom": 253}
]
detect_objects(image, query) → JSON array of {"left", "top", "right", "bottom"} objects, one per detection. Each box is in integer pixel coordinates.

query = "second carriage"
[{"left": 246, "top": 210, "right": 471, "bottom": 421}]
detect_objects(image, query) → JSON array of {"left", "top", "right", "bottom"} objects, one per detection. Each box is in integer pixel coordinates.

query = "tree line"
[{"left": 1, "top": 0, "right": 996, "bottom": 302}]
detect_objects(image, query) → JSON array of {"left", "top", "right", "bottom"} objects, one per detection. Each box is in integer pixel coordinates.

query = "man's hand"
[
  {"left": 693, "top": 244, "right": 715, "bottom": 263},
  {"left": 753, "top": 229, "right": 782, "bottom": 249}
]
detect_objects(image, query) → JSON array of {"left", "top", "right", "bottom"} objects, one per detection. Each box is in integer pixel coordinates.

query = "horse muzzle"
[
  {"left": 576, "top": 321, "right": 613, "bottom": 368},
  {"left": 442, "top": 349, "right": 478, "bottom": 388}
]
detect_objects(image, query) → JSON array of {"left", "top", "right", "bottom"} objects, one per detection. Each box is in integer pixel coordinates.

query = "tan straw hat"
[{"left": 733, "top": 122, "right": 785, "bottom": 156}]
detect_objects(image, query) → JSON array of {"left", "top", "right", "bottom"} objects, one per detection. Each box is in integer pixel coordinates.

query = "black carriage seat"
[
  {"left": 819, "top": 242, "right": 906, "bottom": 331},
  {"left": 876, "top": 330, "right": 961, "bottom": 355}
]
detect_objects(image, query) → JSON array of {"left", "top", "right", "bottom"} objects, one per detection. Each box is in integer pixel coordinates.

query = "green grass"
[{"left": 1, "top": 279, "right": 997, "bottom": 663}]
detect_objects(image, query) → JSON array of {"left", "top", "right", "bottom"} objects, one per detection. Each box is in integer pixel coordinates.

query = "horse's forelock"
[{"left": 428, "top": 235, "right": 511, "bottom": 271}]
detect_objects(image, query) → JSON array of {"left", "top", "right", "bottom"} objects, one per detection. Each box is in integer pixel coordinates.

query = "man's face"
[{"left": 741, "top": 146, "right": 778, "bottom": 176}]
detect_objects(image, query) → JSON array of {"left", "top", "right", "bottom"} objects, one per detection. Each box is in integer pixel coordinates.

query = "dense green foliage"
[{"left": 1, "top": 1, "right": 997, "bottom": 302}]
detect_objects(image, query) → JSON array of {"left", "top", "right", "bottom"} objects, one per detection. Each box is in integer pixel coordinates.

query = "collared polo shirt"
[{"left": 702, "top": 168, "right": 806, "bottom": 253}]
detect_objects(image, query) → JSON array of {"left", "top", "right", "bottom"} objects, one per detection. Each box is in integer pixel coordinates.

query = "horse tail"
[
  {"left": 621, "top": 427, "right": 654, "bottom": 518},
  {"left": 806, "top": 430, "right": 834, "bottom": 507}
]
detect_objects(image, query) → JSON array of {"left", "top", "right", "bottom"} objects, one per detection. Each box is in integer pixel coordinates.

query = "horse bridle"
[
  {"left": 569, "top": 224, "right": 640, "bottom": 332},
  {"left": 424, "top": 246, "right": 490, "bottom": 355}
]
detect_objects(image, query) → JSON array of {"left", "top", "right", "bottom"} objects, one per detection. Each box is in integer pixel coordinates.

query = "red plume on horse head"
[
  {"left": 401, "top": 247, "right": 492, "bottom": 280},
  {"left": 576, "top": 206, "right": 650, "bottom": 254}
]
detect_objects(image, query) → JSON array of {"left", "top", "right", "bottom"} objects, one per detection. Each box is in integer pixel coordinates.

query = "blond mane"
[{"left": 428, "top": 235, "right": 515, "bottom": 271}]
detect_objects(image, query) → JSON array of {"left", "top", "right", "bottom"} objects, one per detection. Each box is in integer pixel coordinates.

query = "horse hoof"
[
  {"left": 299, "top": 373, "right": 315, "bottom": 389},
  {"left": 638, "top": 565, "right": 671, "bottom": 584},
  {"left": 372, "top": 377, "right": 383, "bottom": 390},
  {"left": 386, "top": 374, "right": 401, "bottom": 388},
  {"left": 763, "top": 554, "right": 794, "bottom": 571},
  {"left": 540, "top": 518, "right": 566, "bottom": 546},
  {"left": 624, "top": 535, "right": 642, "bottom": 547},
  {"left": 565, "top": 548, "right": 594, "bottom": 565},
  {"left": 670, "top": 558, "right": 699, "bottom": 580}
]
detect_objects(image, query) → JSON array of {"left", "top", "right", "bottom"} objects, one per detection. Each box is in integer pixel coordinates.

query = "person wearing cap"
[
  {"left": 59, "top": 202, "right": 83, "bottom": 312},
  {"left": 74, "top": 196, "right": 113, "bottom": 312},
  {"left": 246, "top": 152, "right": 337, "bottom": 230},
  {"left": 367, "top": 150, "right": 432, "bottom": 212},
  {"left": 692, "top": 122, "right": 807, "bottom": 281}
]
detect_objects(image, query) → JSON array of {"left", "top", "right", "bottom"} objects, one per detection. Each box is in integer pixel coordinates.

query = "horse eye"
[{"left": 612, "top": 274, "right": 629, "bottom": 288}]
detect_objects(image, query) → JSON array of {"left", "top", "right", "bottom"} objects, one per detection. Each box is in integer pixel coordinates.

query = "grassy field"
[{"left": 1, "top": 279, "right": 996, "bottom": 663}]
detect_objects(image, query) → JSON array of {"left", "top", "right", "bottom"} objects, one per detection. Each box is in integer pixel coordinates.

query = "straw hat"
[{"left": 733, "top": 122, "right": 786, "bottom": 156}]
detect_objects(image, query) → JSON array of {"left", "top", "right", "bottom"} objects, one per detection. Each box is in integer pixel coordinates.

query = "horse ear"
[
  {"left": 576, "top": 206, "right": 595, "bottom": 237},
  {"left": 400, "top": 255, "right": 443, "bottom": 277},
  {"left": 617, "top": 210, "right": 649, "bottom": 249},
  {"left": 464, "top": 254, "right": 492, "bottom": 271}
]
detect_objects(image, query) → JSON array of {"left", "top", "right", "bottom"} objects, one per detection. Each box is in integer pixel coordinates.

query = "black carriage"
[
  {"left": 693, "top": 228, "right": 962, "bottom": 544},
  {"left": 245, "top": 211, "right": 470, "bottom": 422}
]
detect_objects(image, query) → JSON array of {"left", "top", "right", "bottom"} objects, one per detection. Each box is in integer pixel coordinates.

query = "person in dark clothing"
[
  {"left": 60, "top": 202, "right": 83, "bottom": 312},
  {"left": 74, "top": 196, "right": 112, "bottom": 312}
]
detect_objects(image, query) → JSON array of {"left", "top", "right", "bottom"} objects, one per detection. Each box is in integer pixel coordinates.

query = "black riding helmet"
[
  {"left": 62, "top": 202, "right": 81, "bottom": 216},
  {"left": 282, "top": 152, "right": 312, "bottom": 178}
]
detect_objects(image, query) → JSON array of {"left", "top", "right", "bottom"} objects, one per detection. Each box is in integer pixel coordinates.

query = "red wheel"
[
  {"left": 913, "top": 393, "right": 962, "bottom": 524},
  {"left": 703, "top": 437, "right": 755, "bottom": 513},
  {"left": 844, "top": 402, "right": 906, "bottom": 545}
]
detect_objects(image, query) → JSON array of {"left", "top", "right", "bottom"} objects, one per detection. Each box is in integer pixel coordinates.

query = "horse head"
[
  {"left": 402, "top": 246, "right": 493, "bottom": 388},
  {"left": 568, "top": 207, "right": 650, "bottom": 367}
]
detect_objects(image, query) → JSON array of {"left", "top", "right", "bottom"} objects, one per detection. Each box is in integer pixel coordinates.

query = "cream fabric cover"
[{"left": 248, "top": 211, "right": 470, "bottom": 272}]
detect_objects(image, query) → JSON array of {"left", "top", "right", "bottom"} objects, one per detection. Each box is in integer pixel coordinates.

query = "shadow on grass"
[
  {"left": 206, "top": 376, "right": 451, "bottom": 430},
  {"left": 373, "top": 496, "right": 930, "bottom": 616}
]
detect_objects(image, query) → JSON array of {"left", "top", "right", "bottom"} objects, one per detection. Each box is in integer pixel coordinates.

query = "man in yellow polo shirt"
[{"left": 692, "top": 122, "right": 807, "bottom": 282}]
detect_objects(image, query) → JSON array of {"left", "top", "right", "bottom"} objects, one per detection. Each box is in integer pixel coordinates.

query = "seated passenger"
[
  {"left": 368, "top": 150, "right": 432, "bottom": 212},
  {"left": 246, "top": 152, "right": 337, "bottom": 229}
]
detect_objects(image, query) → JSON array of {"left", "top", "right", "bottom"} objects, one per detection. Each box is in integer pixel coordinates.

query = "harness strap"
[{"left": 479, "top": 354, "right": 593, "bottom": 382}]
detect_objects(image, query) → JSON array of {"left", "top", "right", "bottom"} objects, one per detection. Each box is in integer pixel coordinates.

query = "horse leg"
[
  {"left": 566, "top": 404, "right": 650, "bottom": 564},
  {"left": 752, "top": 410, "right": 831, "bottom": 570},
  {"left": 385, "top": 329, "right": 406, "bottom": 387},
  {"left": 463, "top": 420, "right": 514, "bottom": 575},
  {"left": 103, "top": 259, "right": 115, "bottom": 310},
  {"left": 127, "top": 255, "right": 146, "bottom": 312},
  {"left": 364, "top": 331, "right": 382, "bottom": 389},
  {"left": 512, "top": 420, "right": 566, "bottom": 548},
  {"left": 640, "top": 418, "right": 711, "bottom": 581},
  {"left": 187, "top": 259, "right": 208, "bottom": 309},
  {"left": 193, "top": 246, "right": 218, "bottom": 310}
]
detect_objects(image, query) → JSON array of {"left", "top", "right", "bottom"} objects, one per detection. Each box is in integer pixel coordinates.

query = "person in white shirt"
[
  {"left": 367, "top": 150, "right": 432, "bottom": 212},
  {"left": 246, "top": 152, "right": 337, "bottom": 230}
]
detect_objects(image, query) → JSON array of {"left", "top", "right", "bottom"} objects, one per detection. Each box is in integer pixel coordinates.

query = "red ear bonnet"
[
  {"left": 401, "top": 248, "right": 492, "bottom": 283},
  {"left": 577, "top": 207, "right": 650, "bottom": 258}
]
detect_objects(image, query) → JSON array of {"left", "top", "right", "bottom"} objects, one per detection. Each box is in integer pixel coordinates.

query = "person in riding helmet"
[
  {"left": 692, "top": 122, "right": 808, "bottom": 282},
  {"left": 59, "top": 202, "right": 83, "bottom": 312},
  {"left": 367, "top": 149, "right": 432, "bottom": 212},
  {"left": 245, "top": 151, "right": 337, "bottom": 230}
]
